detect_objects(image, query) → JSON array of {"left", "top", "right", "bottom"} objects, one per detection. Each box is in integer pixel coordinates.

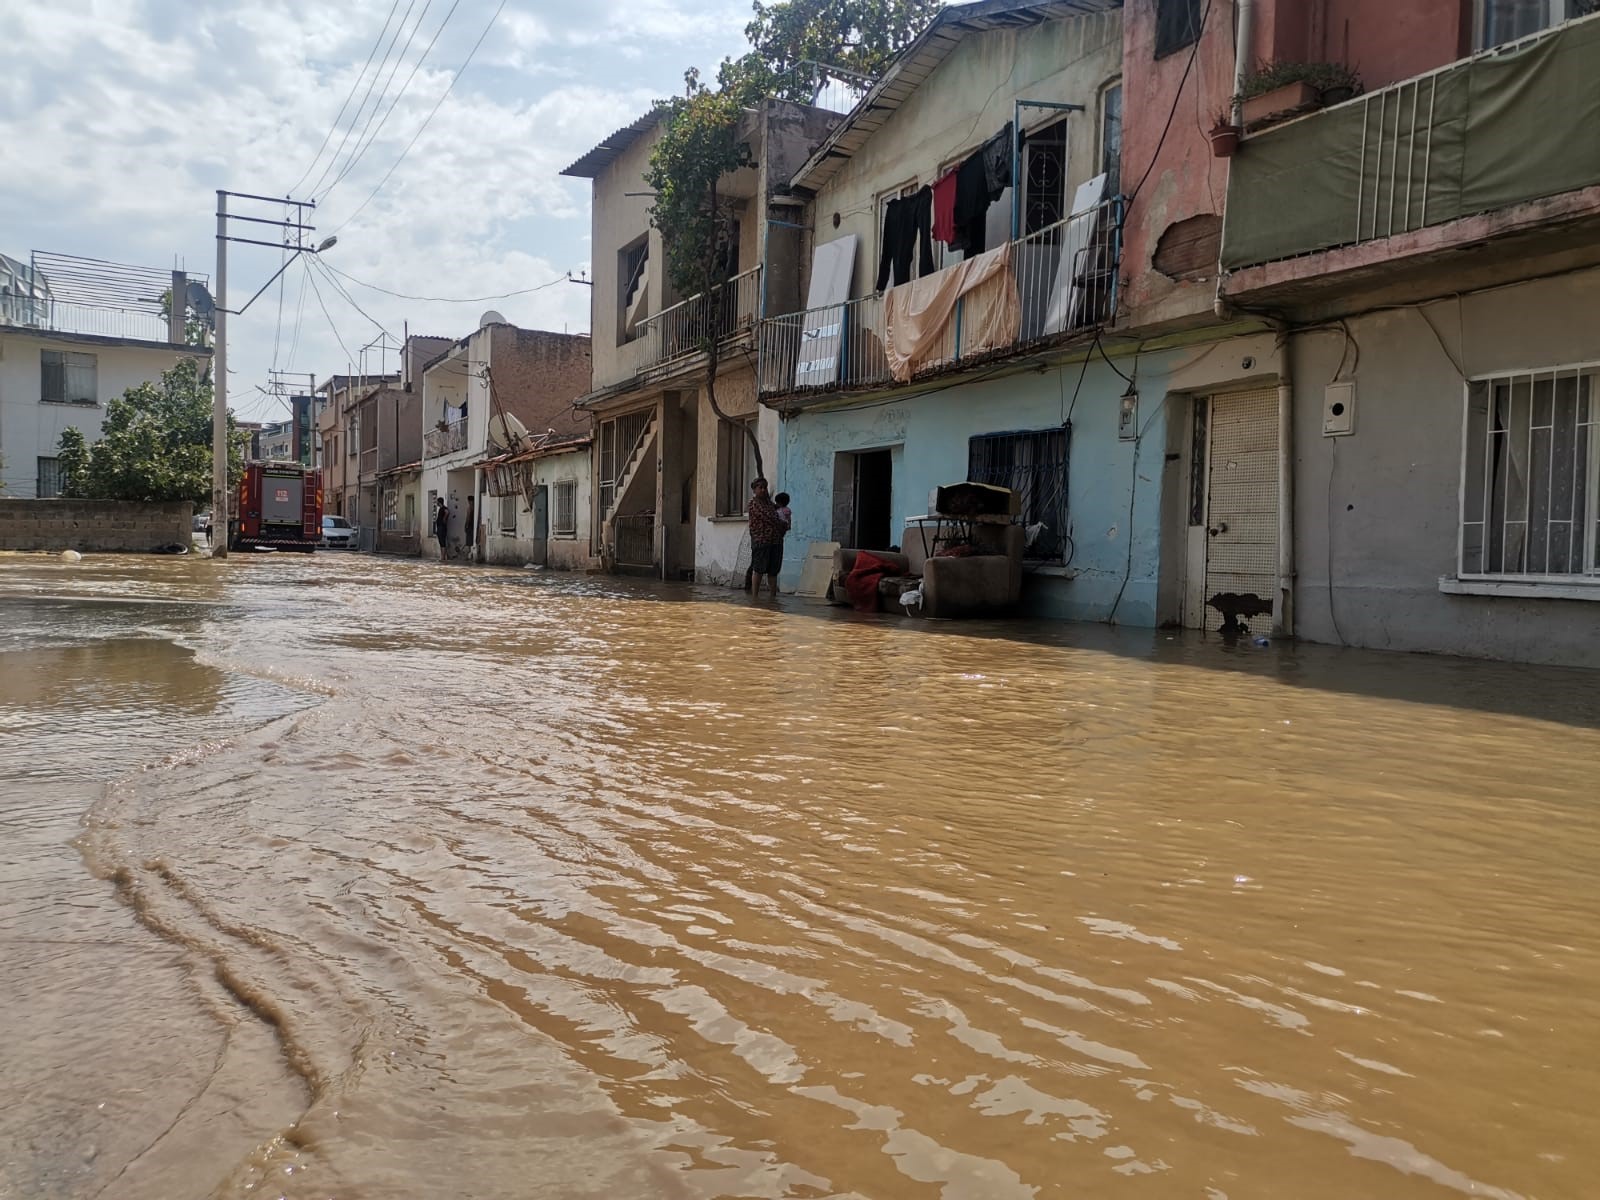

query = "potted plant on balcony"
[
  {"left": 1209, "top": 112, "right": 1242, "bottom": 158},
  {"left": 1237, "top": 61, "right": 1363, "bottom": 130}
]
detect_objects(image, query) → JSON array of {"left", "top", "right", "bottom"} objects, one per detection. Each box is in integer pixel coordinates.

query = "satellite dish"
[
  {"left": 479, "top": 309, "right": 506, "bottom": 328},
  {"left": 186, "top": 281, "right": 215, "bottom": 322},
  {"left": 487, "top": 411, "right": 530, "bottom": 451}
]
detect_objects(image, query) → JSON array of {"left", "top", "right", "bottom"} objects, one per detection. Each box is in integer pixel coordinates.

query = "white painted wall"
[{"left": 0, "top": 332, "right": 204, "bottom": 497}]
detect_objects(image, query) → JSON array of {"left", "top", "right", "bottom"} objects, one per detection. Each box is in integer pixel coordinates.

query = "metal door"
[{"left": 1202, "top": 387, "right": 1278, "bottom": 635}]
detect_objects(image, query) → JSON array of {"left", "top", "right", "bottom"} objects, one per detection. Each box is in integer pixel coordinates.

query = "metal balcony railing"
[
  {"left": 424, "top": 417, "right": 467, "bottom": 459},
  {"left": 0, "top": 299, "right": 174, "bottom": 343},
  {"left": 639, "top": 265, "right": 762, "bottom": 372},
  {"left": 758, "top": 196, "right": 1122, "bottom": 400}
]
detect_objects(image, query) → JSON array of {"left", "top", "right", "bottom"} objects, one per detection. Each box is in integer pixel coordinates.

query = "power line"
[
  {"left": 1127, "top": 0, "right": 1214, "bottom": 207},
  {"left": 306, "top": 0, "right": 423, "bottom": 199},
  {"left": 329, "top": 0, "right": 508, "bottom": 236},
  {"left": 311, "top": 256, "right": 395, "bottom": 340},
  {"left": 320, "top": 261, "right": 569, "bottom": 302},
  {"left": 285, "top": 0, "right": 404, "bottom": 196},
  {"left": 285, "top": 258, "right": 311, "bottom": 370},
  {"left": 318, "top": 0, "right": 466, "bottom": 203},
  {"left": 305, "top": 258, "right": 355, "bottom": 362}
]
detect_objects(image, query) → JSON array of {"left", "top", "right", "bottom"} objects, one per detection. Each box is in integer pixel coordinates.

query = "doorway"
[
  {"left": 845, "top": 449, "right": 894, "bottom": 550},
  {"left": 1184, "top": 388, "right": 1279, "bottom": 635}
]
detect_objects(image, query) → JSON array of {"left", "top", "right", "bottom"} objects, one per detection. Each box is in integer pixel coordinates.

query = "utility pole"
[{"left": 211, "top": 190, "right": 335, "bottom": 558}]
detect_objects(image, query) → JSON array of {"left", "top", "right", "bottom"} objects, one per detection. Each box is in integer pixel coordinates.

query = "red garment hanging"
[{"left": 931, "top": 170, "right": 958, "bottom": 246}]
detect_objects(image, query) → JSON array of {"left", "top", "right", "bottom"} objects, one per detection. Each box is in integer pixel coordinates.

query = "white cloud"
[{"left": 0, "top": 0, "right": 748, "bottom": 420}]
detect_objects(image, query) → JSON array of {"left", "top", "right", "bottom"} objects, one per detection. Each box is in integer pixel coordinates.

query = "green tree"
[
  {"left": 645, "top": 0, "right": 938, "bottom": 476},
  {"left": 57, "top": 359, "right": 243, "bottom": 505}
]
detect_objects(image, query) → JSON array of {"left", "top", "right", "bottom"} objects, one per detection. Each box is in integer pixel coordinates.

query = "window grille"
[
  {"left": 968, "top": 426, "right": 1071, "bottom": 561},
  {"left": 553, "top": 479, "right": 578, "bottom": 535},
  {"left": 1461, "top": 367, "right": 1600, "bottom": 579}
]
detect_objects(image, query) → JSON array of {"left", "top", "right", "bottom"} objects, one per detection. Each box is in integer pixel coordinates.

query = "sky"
[{"left": 0, "top": 0, "right": 758, "bottom": 422}]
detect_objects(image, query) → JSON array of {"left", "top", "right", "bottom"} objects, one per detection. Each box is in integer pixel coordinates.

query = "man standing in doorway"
[
  {"left": 434, "top": 498, "right": 450, "bottom": 561},
  {"left": 747, "top": 477, "right": 784, "bottom": 597}
]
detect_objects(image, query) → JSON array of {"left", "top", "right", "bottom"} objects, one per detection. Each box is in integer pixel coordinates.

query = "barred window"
[
  {"left": 1461, "top": 367, "right": 1599, "bottom": 579},
  {"left": 968, "top": 426, "right": 1071, "bottom": 562},
  {"left": 553, "top": 479, "right": 578, "bottom": 535},
  {"left": 37, "top": 456, "right": 63, "bottom": 498},
  {"left": 500, "top": 492, "right": 517, "bottom": 533}
]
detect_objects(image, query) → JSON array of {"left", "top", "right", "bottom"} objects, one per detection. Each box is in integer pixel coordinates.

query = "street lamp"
[{"left": 212, "top": 191, "right": 337, "bottom": 558}]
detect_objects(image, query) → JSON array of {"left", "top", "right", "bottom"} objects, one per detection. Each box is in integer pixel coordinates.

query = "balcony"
[
  {"left": 759, "top": 197, "right": 1121, "bottom": 402},
  {"left": 424, "top": 417, "right": 467, "bottom": 459},
  {"left": 637, "top": 265, "right": 762, "bottom": 377},
  {"left": 1221, "top": 18, "right": 1600, "bottom": 310},
  {"left": 1, "top": 251, "right": 204, "bottom": 345}
]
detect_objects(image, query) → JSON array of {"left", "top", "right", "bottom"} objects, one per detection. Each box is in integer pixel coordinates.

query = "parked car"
[{"left": 321, "top": 515, "right": 359, "bottom": 550}]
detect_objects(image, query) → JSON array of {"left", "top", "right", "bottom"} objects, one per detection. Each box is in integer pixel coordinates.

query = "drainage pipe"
[
  {"left": 1275, "top": 333, "right": 1295, "bottom": 637},
  {"left": 1232, "top": 0, "right": 1256, "bottom": 126}
]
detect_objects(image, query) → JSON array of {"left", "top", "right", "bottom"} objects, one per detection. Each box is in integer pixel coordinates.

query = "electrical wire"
[
  {"left": 318, "top": 0, "right": 465, "bottom": 203},
  {"left": 285, "top": 258, "right": 311, "bottom": 370},
  {"left": 305, "top": 259, "right": 355, "bottom": 362},
  {"left": 1326, "top": 435, "right": 1348, "bottom": 645},
  {"left": 284, "top": 0, "right": 404, "bottom": 196},
  {"left": 317, "top": 0, "right": 440, "bottom": 203},
  {"left": 328, "top": 0, "right": 508, "bottom": 237},
  {"left": 1127, "top": 0, "right": 1214, "bottom": 207},
  {"left": 1105, "top": 398, "right": 1167, "bottom": 624},
  {"left": 311, "top": 257, "right": 395, "bottom": 339},
  {"left": 320, "top": 262, "right": 570, "bottom": 302},
  {"left": 307, "top": 0, "right": 423, "bottom": 199}
]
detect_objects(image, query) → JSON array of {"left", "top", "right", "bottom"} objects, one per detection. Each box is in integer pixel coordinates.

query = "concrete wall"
[
  {"left": 1287, "top": 267, "right": 1600, "bottom": 668},
  {"left": 693, "top": 366, "right": 780, "bottom": 586},
  {"left": 776, "top": 348, "right": 1177, "bottom": 624},
  {"left": 799, "top": 11, "right": 1122, "bottom": 308},
  {"left": 1266, "top": 0, "right": 1469, "bottom": 90},
  {"left": 588, "top": 122, "right": 669, "bottom": 392},
  {"left": 0, "top": 498, "right": 190, "bottom": 551},
  {"left": 0, "top": 332, "right": 204, "bottom": 498},
  {"left": 487, "top": 325, "right": 592, "bottom": 440}
]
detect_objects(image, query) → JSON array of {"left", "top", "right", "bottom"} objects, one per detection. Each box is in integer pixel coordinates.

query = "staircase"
[{"left": 601, "top": 412, "right": 658, "bottom": 567}]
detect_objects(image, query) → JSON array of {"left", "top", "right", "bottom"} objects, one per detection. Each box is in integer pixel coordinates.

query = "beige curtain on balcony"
[{"left": 883, "top": 244, "right": 1020, "bottom": 382}]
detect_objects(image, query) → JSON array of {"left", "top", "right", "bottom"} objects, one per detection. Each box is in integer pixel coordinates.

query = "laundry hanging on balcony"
[
  {"left": 876, "top": 187, "right": 935, "bottom": 289},
  {"left": 950, "top": 122, "right": 1014, "bottom": 255},
  {"left": 931, "top": 169, "right": 958, "bottom": 245},
  {"left": 883, "top": 243, "right": 1020, "bottom": 383}
]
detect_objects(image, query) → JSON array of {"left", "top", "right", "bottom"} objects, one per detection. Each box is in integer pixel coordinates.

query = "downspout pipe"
[
  {"left": 1276, "top": 332, "right": 1295, "bottom": 637},
  {"left": 1232, "top": 0, "right": 1256, "bottom": 126}
]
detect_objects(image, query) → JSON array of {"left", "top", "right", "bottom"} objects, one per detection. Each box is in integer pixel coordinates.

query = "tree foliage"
[
  {"left": 158, "top": 287, "right": 212, "bottom": 347},
  {"left": 642, "top": 0, "right": 938, "bottom": 478},
  {"left": 57, "top": 359, "right": 242, "bottom": 505}
]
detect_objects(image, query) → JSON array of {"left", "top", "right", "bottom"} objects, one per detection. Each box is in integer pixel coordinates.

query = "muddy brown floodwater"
[{"left": 2, "top": 552, "right": 1599, "bottom": 1200}]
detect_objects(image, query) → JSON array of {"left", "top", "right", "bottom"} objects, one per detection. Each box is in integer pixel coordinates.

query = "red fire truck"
[{"left": 231, "top": 462, "right": 323, "bottom": 552}]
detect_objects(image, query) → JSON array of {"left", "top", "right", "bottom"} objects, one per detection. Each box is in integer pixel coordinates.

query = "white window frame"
[
  {"left": 552, "top": 478, "right": 578, "bottom": 536},
  {"left": 1456, "top": 362, "right": 1600, "bottom": 586}
]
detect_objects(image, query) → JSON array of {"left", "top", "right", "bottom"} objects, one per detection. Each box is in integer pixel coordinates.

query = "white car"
[{"left": 321, "top": 515, "right": 358, "bottom": 550}]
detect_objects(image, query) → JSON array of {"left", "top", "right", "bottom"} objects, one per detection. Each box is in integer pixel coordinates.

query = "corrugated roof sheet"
[{"left": 561, "top": 109, "right": 665, "bottom": 180}]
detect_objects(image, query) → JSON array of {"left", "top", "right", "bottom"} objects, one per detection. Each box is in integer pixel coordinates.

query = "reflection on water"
[{"left": 2, "top": 552, "right": 1599, "bottom": 1200}]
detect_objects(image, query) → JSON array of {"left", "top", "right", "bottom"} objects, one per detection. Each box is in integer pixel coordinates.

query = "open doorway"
[{"left": 832, "top": 448, "right": 895, "bottom": 551}]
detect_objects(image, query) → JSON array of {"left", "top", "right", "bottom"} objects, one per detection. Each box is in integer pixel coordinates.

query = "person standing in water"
[
  {"left": 746, "top": 477, "right": 785, "bottom": 597},
  {"left": 434, "top": 499, "right": 450, "bottom": 561}
]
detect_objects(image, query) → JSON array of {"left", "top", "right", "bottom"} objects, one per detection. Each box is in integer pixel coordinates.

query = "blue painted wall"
[{"left": 774, "top": 352, "right": 1181, "bottom": 626}]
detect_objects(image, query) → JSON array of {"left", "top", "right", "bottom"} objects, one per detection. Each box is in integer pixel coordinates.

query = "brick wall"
[
  {"left": 489, "top": 327, "right": 593, "bottom": 442},
  {"left": 0, "top": 499, "right": 191, "bottom": 552}
]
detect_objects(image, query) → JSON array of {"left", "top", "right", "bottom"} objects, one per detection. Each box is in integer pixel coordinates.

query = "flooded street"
[{"left": 3, "top": 553, "right": 1599, "bottom": 1200}]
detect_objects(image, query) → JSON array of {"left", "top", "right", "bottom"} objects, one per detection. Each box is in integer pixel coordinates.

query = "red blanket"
[{"left": 844, "top": 550, "right": 896, "bottom": 612}]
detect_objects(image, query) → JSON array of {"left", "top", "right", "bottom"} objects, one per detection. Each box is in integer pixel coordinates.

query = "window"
[
  {"left": 348, "top": 415, "right": 358, "bottom": 456},
  {"left": 499, "top": 492, "right": 517, "bottom": 533},
  {"left": 1461, "top": 368, "right": 1599, "bottom": 579},
  {"left": 553, "top": 479, "right": 578, "bottom": 535},
  {"left": 37, "top": 457, "right": 63, "bottom": 499},
  {"left": 968, "top": 426, "right": 1071, "bottom": 562},
  {"left": 1100, "top": 82, "right": 1123, "bottom": 194},
  {"left": 41, "top": 350, "right": 97, "bottom": 405},
  {"left": 404, "top": 492, "right": 417, "bottom": 533},
  {"left": 618, "top": 236, "right": 650, "bottom": 344},
  {"left": 716, "top": 417, "right": 758, "bottom": 517},
  {"left": 1477, "top": 0, "right": 1598, "bottom": 49},
  {"left": 1155, "top": 0, "right": 1202, "bottom": 58}
]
